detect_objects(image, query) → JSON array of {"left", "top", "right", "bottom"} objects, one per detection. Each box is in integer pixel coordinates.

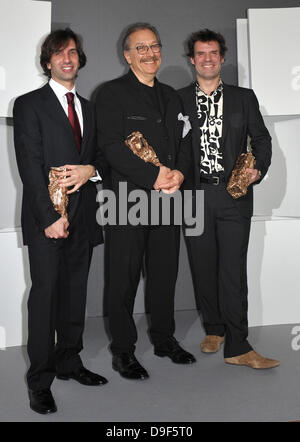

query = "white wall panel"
[
  {"left": 236, "top": 19, "right": 250, "bottom": 88},
  {"left": 237, "top": 15, "right": 300, "bottom": 218},
  {"left": 248, "top": 7, "right": 300, "bottom": 116},
  {"left": 0, "top": 229, "right": 28, "bottom": 348},
  {"left": 248, "top": 217, "right": 300, "bottom": 326},
  {"left": 254, "top": 116, "right": 300, "bottom": 218},
  {"left": 0, "top": 0, "right": 51, "bottom": 117},
  {"left": 0, "top": 120, "right": 22, "bottom": 229}
]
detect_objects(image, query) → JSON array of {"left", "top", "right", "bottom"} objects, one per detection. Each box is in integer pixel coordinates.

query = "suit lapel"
[
  {"left": 41, "top": 83, "right": 74, "bottom": 137},
  {"left": 40, "top": 83, "right": 81, "bottom": 159},
  {"left": 220, "top": 83, "right": 233, "bottom": 149},
  {"left": 39, "top": 84, "right": 81, "bottom": 221},
  {"left": 184, "top": 83, "right": 198, "bottom": 123},
  {"left": 184, "top": 83, "right": 200, "bottom": 167},
  {"left": 77, "top": 94, "right": 90, "bottom": 158},
  {"left": 220, "top": 83, "right": 238, "bottom": 177}
]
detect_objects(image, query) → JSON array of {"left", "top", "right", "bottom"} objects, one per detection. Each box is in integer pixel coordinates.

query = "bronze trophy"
[
  {"left": 227, "top": 152, "right": 256, "bottom": 199},
  {"left": 125, "top": 131, "right": 162, "bottom": 166},
  {"left": 48, "top": 167, "right": 69, "bottom": 218}
]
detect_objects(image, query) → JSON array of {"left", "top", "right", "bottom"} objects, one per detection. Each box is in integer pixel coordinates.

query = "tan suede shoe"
[
  {"left": 225, "top": 350, "right": 280, "bottom": 369},
  {"left": 200, "top": 335, "right": 224, "bottom": 353}
]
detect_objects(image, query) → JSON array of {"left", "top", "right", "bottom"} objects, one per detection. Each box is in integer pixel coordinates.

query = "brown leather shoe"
[
  {"left": 200, "top": 335, "right": 224, "bottom": 353},
  {"left": 225, "top": 350, "right": 280, "bottom": 369}
]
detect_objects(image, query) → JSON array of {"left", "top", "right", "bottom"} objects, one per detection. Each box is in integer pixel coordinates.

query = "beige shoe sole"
[{"left": 225, "top": 351, "right": 280, "bottom": 369}]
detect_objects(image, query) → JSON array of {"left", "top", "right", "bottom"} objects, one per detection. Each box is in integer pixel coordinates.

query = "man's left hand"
[
  {"left": 246, "top": 168, "right": 261, "bottom": 185},
  {"left": 58, "top": 164, "right": 95, "bottom": 194},
  {"left": 160, "top": 169, "right": 184, "bottom": 194}
]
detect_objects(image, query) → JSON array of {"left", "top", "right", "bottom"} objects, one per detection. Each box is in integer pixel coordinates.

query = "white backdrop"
[
  {"left": 248, "top": 7, "right": 300, "bottom": 116},
  {"left": 0, "top": 0, "right": 51, "bottom": 348},
  {"left": 0, "top": 0, "right": 51, "bottom": 117},
  {"left": 0, "top": 4, "right": 300, "bottom": 348},
  {"left": 236, "top": 8, "right": 300, "bottom": 330}
]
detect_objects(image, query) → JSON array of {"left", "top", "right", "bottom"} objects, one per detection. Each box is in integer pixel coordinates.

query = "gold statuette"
[
  {"left": 227, "top": 152, "right": 256, "bottom": 199},
  {"left": 48, "top": 167, "right": 69, "bottom": 218},
  {"left": 125, "top": 131, "right": 162, "bottom": 166}
]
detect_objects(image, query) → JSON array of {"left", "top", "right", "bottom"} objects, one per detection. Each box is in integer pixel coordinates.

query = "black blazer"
[
  {"left": 178, "top": 83, "right": 272, "bottom": 217},
  {"left": 96, "top": 70, "right": 191, "bottom": 198},
  {"left": 13, "top": 83, "right": 107, "bottom": 245}
]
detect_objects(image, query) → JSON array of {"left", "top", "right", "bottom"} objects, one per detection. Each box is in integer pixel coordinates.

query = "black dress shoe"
[
  {"left": 28, "top": 389, "right": 57, "bottom": 415},
  {"left": 154, "top": 337, "right": 196, "bottom": 364},
  {"left": 56, "top": 367, "right": 108, "bottom": 386},
  {"left": 112, "top": 353, "right": 149, "bottom": 380}
]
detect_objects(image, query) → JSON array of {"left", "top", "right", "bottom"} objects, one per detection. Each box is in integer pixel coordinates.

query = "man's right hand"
[
  {"left": 44, "top": 216, "right": 69, "bottom": 239},
  {"left": 154, "top": 166, "right": 174, "bottom": 191}
]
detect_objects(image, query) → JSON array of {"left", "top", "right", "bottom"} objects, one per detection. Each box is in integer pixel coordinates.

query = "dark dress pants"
[
  {"left": 185, "top": 182, "right": 253, "bottom": 358},
  {"left": 105, "top": 225, "right": 180, "bottom": 355},
  {"left": 26, "top": 206, "right": 92, "bottom": 391}
]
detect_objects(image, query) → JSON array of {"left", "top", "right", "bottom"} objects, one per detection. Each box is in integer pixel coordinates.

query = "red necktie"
[{"left": 66, "top": 92, "right": 82, "bottom": 153}]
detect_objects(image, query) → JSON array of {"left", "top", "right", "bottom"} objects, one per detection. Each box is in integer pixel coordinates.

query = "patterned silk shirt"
[{"left": 196, "top": 81, "right": 224, "bottom": 175}]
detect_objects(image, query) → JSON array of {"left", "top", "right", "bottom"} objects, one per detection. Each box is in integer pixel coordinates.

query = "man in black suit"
[
  {"left": 13, "top": 28, "right": 108, "bottom": 415},
  {"left": 179, "top": 29, "right": 279, "bottom": 369},
  {"left": 96, "top": 23, "right": 195, "bottom": 380}
]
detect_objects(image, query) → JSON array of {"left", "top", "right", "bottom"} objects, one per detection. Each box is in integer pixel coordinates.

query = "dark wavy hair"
[
  {"left": 122, "top": 22, "right": 161, "bottom": 51},
  {"left": 186, "top": 29, "right": 227, "bottom": 58},
  {"left": 40, "top": 28, "right": 87, "bottom": 78}
]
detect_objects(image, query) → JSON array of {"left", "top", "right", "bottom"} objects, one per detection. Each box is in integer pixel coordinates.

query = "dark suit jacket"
[
  {"left": 13, "top": 83, "right": 107, "bottom": 245},
  {"left": 95, "top": 70, "right": 191, "bottom": 202},
  {"left": 178, "top": 82, "right": 272, "bottom": 217}
]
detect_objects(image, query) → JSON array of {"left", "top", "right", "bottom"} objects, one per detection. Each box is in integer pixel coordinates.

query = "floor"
[{"left": 0, "top": 310, "right": 299, "bottom": 422}]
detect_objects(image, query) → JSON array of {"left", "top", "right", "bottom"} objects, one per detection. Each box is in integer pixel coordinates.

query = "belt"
[{"left": 200, "top": 176, "right": 225, "bottom": 186}]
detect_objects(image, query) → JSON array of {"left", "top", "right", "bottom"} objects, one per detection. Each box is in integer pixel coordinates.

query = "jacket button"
[
  {"left": 168, "top": 155, "right": 172, "bottom": 161},
  {"left": 156, "top": 118, "right": 162, "bottom": 123}
]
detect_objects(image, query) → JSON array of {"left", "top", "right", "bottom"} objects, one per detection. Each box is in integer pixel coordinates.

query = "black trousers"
[
  {"left": 185, "top": 183, "right": 252, "bottom": 358},
  {"left": 26, "top": 207, "right": 92, "bottom": 391},
  {"left": 105, "top": 225, "right": 180, "bottom": 355}
]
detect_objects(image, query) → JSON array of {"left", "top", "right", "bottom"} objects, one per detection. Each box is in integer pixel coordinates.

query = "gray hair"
[{"left": 122, "top": 22, "right": 161, "bottom": 51}]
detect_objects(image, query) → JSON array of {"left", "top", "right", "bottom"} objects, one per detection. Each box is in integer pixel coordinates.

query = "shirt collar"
[
  {"left": 49, "top": 78, "right": 77, "bottom": 100},
  {"left": 128, "top": 68, "right": 157, "bottom": 89},
  {"left": 196, "top": 79, "right": 223, "bottom": 97}
]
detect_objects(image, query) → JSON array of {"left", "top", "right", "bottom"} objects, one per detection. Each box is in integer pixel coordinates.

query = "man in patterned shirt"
[{"left": 179, "top": 29, "right": 279, "bottom": 369}]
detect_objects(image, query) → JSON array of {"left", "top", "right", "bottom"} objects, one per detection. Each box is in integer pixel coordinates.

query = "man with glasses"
[{"left": 96, "top": 23, "right": 195, "bottom": 380}]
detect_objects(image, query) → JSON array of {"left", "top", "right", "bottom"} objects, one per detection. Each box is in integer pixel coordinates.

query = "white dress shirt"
[
  {"left": 49, "top": 78, "right": 101, "bottom": 182},
  {"left": 49, "top": 78, "right": 83, "bottom": 135}
]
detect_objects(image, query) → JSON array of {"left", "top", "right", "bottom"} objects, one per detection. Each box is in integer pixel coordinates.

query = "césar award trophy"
[
  {"left": 227, "top": 152, "right": 256, "bottom": 199},
  {"left": 48, "top": 167, "right": 69, "bottom": 218},
  {"left": 125, "top": 131, "right": 162, "bottom": 167}
]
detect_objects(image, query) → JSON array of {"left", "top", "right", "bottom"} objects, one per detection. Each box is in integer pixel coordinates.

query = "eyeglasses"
[{"left": 130, "top": 43, "right": 162, "bottom": 55}]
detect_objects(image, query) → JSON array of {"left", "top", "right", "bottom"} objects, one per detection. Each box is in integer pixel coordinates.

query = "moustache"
[{"left": 141, "top": 56, "right": 159, "bottom": 63}]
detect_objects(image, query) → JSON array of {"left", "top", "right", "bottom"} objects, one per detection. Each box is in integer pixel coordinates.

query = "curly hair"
[
  {"left": 40, "top": 28, "right": 87, "bottom": 78},
  {"left": 186, "top": 29, "right": 227, "bottom": 58}
]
